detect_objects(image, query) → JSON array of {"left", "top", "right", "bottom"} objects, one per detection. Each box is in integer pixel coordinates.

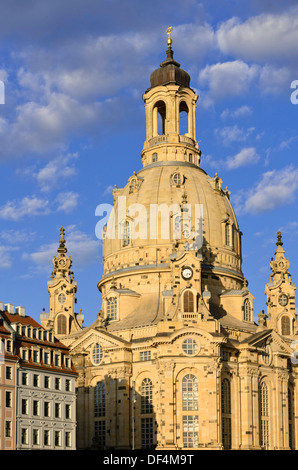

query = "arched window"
[
  {"left": 94, "top": 382, "right": 105, "bottom": 417},
  {"left": 281, "top": 316, "right": 291, "bottom": 336},
  {"left": 288, "top": 386, "right": 295, "bottom": 450},
  {"left": 140, "top": 378, "right": 154, "bottom": 449},
  {"left": 184, "top": 291, "right": 194, "bottom": 313},
  {"left": 182, "top": 374, "right": 199, "bottom": 448},
  {"left": 225, "top": 224, "right": 231, "bottom": 246},
  {"left": 244, "top": 299, "right": 252, "bottom": 322},
  {"left": 221, "top": 379, "right": 231, "bottom": 450},
  {"left": 153, "top": 101, "right": 166, "bottom": 135},
  {"left": 94, "top": 381, "right": 106, "bottom": 449},
  {"left": 182, "top": 374, "right": 198, "bottom": 411},
  {"left": 179, "top": 101, "right": 189, "bottom": 135},
  {"left": 57, "top": 314, "right": 67, "bottom": 335},
  {"left": 122, "top": 220, "right": 131, "bottom": 247},
  {"left": 91, "top": 343, "right": 103, "bottom": 365},
  {"left": 106, "top": 297, "right": 118, "bottom": 321},
  {"left": 140, "top": 378, "right": 153, "bottom": 414},
  {"left": 152, "top": 152, "right": 158, "bottom": 163},
  {"left": 259, "top": 382, "right": 270, "bottom": 449}
]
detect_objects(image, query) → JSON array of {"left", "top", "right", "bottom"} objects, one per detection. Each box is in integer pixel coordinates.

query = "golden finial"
[{"left": 166, "top": 26, "right": 173, "bottom": 49}]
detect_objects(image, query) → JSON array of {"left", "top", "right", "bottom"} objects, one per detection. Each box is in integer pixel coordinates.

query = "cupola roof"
[{"left": 149, "top": 28, "right": 190, "bottom": 89}]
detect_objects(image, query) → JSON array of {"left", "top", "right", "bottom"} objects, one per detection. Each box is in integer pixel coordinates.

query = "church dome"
[{"left": 97, "top": 38, "right": 245, "bottom": 327}]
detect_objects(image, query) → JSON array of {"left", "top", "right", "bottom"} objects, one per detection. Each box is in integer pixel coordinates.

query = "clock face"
[
  {"left": 59, "top": 259, "right": 66, "bottom": 266},
  {"left": 182, "top": 267, "right": 193, "bottom": 280}
]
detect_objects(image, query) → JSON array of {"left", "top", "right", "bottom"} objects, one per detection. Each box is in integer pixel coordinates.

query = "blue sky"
[{"left": 0, "top": 0, "right": 298, "bottom": 326}]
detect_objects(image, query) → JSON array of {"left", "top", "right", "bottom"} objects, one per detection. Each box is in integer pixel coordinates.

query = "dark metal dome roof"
[{"left": 150, "top": 48, "right": 191, "bottom": 89}]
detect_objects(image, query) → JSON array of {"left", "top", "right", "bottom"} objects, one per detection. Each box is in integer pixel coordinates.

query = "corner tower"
[
  {"left": 40, "top": 227, "right": 84, "bottom": 338},
  {"left": 265, "top": 231, "right": 297, "bottom": 336}
]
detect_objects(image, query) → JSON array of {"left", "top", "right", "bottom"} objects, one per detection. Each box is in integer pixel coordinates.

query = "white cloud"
[
  {"left": 215, "top": 125, "right": 255, "bottom": 146},
  {"left": 0, "top": 229, "right": 36, "bottom": 244},
  {"left": 0, "top": 196, "right": 50, "bottom": 221},
  {"left": 23, "top": 228, "right": 100, "bottom": 272},
  {"left": 34, "top": 152, "right": 78, "bottom": 192},
  {"left": 199, "top": 60, "right": 259, "bottom": 100},
  {"left": 226, "top": 147, "right": 260, "bottom": 170},
  {"left": 56, "top": 191, "right": 79, "bottom": 213},
  {"left": 217, "top": 9, "right": 298, "bottom": 63},
  {"left": 259, "top": 64, "right": 293, "bottom": 94},
  {"left": 220, "top": 105, "right": 253, "bottom": 120},
  {"left": 0, "top": 245, "right": 19, "bottom": 269},
  {"left": 235, "top": 166, "right": 298, "bottom": 214}
]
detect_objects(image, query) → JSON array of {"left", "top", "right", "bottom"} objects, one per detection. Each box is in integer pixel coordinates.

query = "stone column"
[{"left": 155, "top": 360, "right": 176, "bottom": 449}]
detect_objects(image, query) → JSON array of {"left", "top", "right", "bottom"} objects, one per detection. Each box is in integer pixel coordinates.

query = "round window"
[
  {"left": 91, "top": 343, "right": 104, "bottom": 365},
  {"left": 172, "top": 173, "right": 183, "bottom": 186},
  {"left": 279, "top": 294, "right": 288, "bottom": 307},
  {"left": 58, "top": 293, "right": 66, "bottom": 304},
  {"left": 182, "top": 338, "right": 199, "bottom": 356}
]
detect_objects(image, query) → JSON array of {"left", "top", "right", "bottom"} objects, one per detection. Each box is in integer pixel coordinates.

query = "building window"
[
  {"left": 65, "top": 431, "right": 71, "bottom": 448},
  {"left": 44, "top": 430, "right": 50, "bottom": 446},
  {"left": 94, "top": 421, "right": 106, "bottom": 450},
  {"left": 44, "top": 402, "right": 50, "bottom": 417},
  {"left": 65, "top": 379, "right": 71, "bottom": 391},
  {"left": 44, "top": 351, "right": 50, "bottom": 365},
  {"left": 221, "top": 379, "right": 232, "bottom": 450},
  {"left": 281, "top": 316, "right": 291, "bottom": 336},
  {"left": 5, "top": 421, "right": 11, "bottom": 438},
  {"left": 65, "top": 404, "right": 71, "bottom": 419},
  {"left": 141, "top": 378, "right": 153, "bottom": 414},
  {"left": 22, "top": 372, "right": 28, "bottom": 386},
  {"left": 152, "top": 153, "right": 158, "bottom": 163},
  {"left": 183, "top": 291, "right": 194, "bottom": 313},
  {"left": 54, "top": 431, "right": 61, "bottom": 447},
  {"left": 261, "top": 344, "right": 271, "bottom": 365},
  {"left": 32, "top": 429, "right": 39, "bottom": 446},
  {"left": 188, "top": 153, "right": 193, "bottom": 163},
  {"left": 140, "top": 351, "right": 151, "bottom": 361},
  {"left": 21, "top": 428, "right": 28, "bottom": 445},
  {"left": 44, "top": 376, "right": 50, "bottom": 388},
  {"left": 225, "top": 224, "right": 231, "bottom": 246},
  {"left": 6, "top": 340, "right": 12, "bottom": 353},
  {"left": 182, "top": 415, "right": 199, "bottom": 448},
  {"left": 55, "top": 403, "right": 61, "bottom": 418},
  {"left": 141, "top": 417, "right": 154, "bottom": 449},
  {"left": 94, "top": 382, "right": 105, "bottom": 418},
  {"left": 22, "top": 399, "right": 28, "bottom": 415},
  {"left": 54, "top": 354, "right": 61, "bottom": 367},
  {"left": 33, "top": 349, "right": 39, "bottom": 363},
  {"left": 172, "top": 172, "right": 183, "bottom": 186},
  {"left": 91, "top": 343, "right": 104, "bottom": 365},
  {"left": 122, "top": 220, "right": 131, "bottom": 247},
  {"left": 6, "top": 366, "right": 12, "bottom": 380},
  {"left": 33, "top": 400, "right": 39, "bottom": 416},
  {"left": 182, "top": 339, "right": 199, "bottom": 356},
  {"left": 57, "top": 314, "right": 67, "bottom": 335},
  {"left": 182, "top": 374, "right": 198, "bottom": 411},
  {"left": 55, "top": 377, "right": 61, "bottom": 390},
  {"left": 288, "top": 387, "right": 295, "bottom": 450},
  {"left": 5, "top": 391, "right": 12, "bottom": 408},
  {"left": 106, "top": 297, "right": 118, "bottom": 322},
  {"left": 259, "top": 382, "right": 270, "bottom": 449},
  {"left": 33, "top": 374, "right": 39, "bottom": 387},
  {"left": 279, "top": 294, "right": 288, "bottom": 307},
  {"left": 244, "top": 299, "right": 252, "bottom": 322}
]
